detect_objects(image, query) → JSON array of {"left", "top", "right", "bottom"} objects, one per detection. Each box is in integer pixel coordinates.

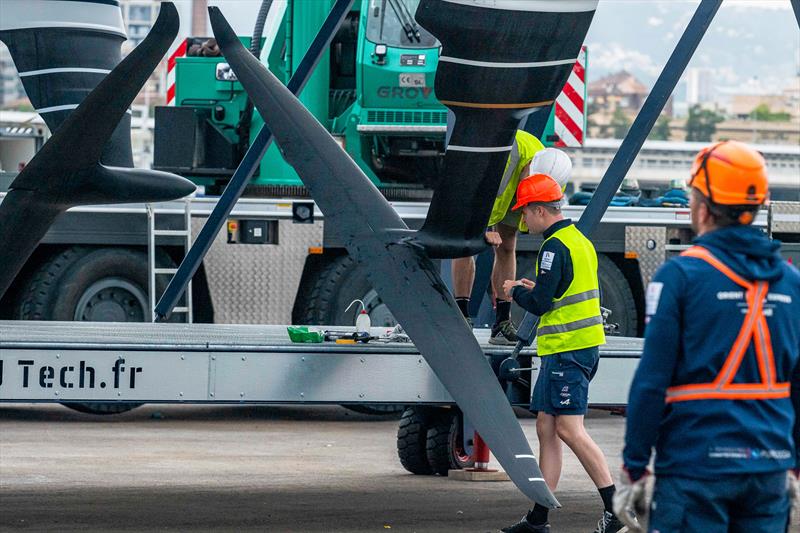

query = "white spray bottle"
[{"left": 346, "top": 299, "right": 371, "bottom": 335}]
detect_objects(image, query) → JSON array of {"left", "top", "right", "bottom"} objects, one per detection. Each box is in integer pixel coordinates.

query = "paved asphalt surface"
[{"left": 0, "top": 404, "right": 629, "bottom": 532}]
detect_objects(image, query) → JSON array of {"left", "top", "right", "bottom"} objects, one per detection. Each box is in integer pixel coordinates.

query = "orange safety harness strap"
[{"left": 665, "top": 246, "right": 790, "bottom": 403}]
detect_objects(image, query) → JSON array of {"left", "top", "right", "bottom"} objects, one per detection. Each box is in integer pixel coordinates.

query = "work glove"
[
  {"left": 788, "top": 470, "right": 800, "bottom": 525},
  {"left": 612, "top": 467, "right": 649, "bottom": 533}
]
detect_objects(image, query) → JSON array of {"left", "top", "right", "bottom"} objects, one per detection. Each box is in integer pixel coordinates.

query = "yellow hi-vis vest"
[
  {"left": 535, "top": 224, "right": 606, "bottom": 356},
  {"left": 488, "top": 130, "right": 544, "bottom": 230}
]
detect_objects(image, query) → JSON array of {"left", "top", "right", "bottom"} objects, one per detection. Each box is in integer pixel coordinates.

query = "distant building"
[
  {"left": 730, "top": 94, "right": 796, "bottom": 120},
  {"left": 120, "top": 0, "right": 160, "bottom": 52},
  {"left": 191, "top": 0, "right": 209, "bottom": 36},
  {"left": 665, "top": 117, "right": 799, "bottom": 146},
  {"left": 588, "top": 70, "right": 650, "bottom": 115},
  {"left": 685, "top": 68, "right": 714, "bottom": 105},
  {"left": 587, "top": 70, "right": 674, "bottom": 139},
  {"left": 0, "top": 44, "right": 25, "bottom": 108},
  {"left": 118, "top": 0, "right": 167, "bottom": 167},
  {"left": 119, "top": 0, "right": 166, "bottom": 109},
  {"left": 716, "top": 119, "right": 799, "bottom": 145}
]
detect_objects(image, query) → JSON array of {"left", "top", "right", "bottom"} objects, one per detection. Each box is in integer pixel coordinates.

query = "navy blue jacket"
[
  {"left": 512, "top": 219, "right": 574, "bottom": 315},
  {"left": 623, "top": 225, "right": 800, "bottom": 480}
]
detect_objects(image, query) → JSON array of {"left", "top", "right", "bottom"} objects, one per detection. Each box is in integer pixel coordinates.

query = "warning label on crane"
[{"left": 399, "top": 73, "right": 426, "bottom": 87}]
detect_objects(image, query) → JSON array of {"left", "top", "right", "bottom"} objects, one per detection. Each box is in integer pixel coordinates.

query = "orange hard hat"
[
  {"left": 512, "top": 173, "right": 563, "bottom": 211},
  {"left": 689, "top": 140, "right": 768, "bottom": 206}
]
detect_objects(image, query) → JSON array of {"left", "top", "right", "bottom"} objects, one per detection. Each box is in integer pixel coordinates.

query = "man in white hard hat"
[{"left": 451, "top": 141, "right": 573, "bottom": 344}]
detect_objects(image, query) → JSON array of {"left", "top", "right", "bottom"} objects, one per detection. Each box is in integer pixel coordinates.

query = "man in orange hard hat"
[
  {"left": 615, "top": 140, "right": 800, "bottom": 532},
  {"left": 501, "top": 174, "right": 621, "bottom": 533}
]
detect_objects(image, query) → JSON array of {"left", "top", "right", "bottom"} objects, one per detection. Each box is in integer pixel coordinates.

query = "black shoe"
[
  {"left": 489, "top": 319, "right": 518, "bottom": 345},
  {"left": 592, "top": 511, "right": 627, "bottom": 533},
  {"left": 501, "top": 516, "right": 550, "bottom": 533}
]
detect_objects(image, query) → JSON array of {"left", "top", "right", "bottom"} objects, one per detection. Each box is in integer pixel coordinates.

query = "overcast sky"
[{"left": 585, "top": 0, "right": 799, "bottom": 94}]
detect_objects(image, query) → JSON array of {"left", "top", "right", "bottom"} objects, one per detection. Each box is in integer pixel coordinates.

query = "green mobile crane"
[{"left": 153, "top": 0, "right": 572, "bottom": 196}]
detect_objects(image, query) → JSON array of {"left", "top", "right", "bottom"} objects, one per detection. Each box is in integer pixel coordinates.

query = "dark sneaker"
[
  {"left": 490, "top": 319, "right": 518, "bottom": 345},
  {"left": 592, "top": 511, "right": 627, "bottom": 533},
  {"left": 501, "top": 516, "right": 550, "bottom": 533}
]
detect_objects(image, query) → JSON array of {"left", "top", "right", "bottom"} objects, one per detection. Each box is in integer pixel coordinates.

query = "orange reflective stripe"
[
  {"left": 754, "top": 311, "right": 770, "bottom": 386},
  {"left": 722, "top": 382, "right": 790, "bottom": 392},
  {"left": 665, "top": 247, "right": 789, "bottom": 403},
  {"left": 758, "top": 313, "right": 778, "bottom": 385},
  {"left": 717, "top": 283, "right": 765, "bottom": 387},
  {"left": 665, "top": 390, "right": 790, "bottom": 402},
  {"left": 681, "top": 246, "right": 751, "bottom": 287}
]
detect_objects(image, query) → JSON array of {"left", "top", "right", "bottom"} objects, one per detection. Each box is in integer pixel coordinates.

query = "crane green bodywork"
[{"left": 154, "top": 0, "right": 570, "bottom": 195}]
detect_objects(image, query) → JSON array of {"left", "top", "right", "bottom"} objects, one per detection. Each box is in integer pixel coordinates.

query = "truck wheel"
[
  {"left": 426, "top": 409, "right": 474, "bottom": 475},
  {"left": 597, "top": 254, "right": 637, "bottom": 337},
  {"left": 15, "top": 246, "right": 174, "bottom": 415},
  {"left": 397, "top": 406, "right": 435, "bottom": 475},
  {"left": 17, "top": 246, "right": 174, "bottom": 322},
  {"left": 302, "top": 254, "right": 397, "bottom": 327}
]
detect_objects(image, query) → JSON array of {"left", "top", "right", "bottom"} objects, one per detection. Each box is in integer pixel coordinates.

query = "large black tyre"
[
  {"left": 597, "top": 254, "right": 637, "bottom": 337},
  {"left": 397, "top": 407, "right": 435, "bottom": 475},
  {"left": 14, "top": 246, "right": 175, "bottom": 415},
  {"left": 15, "top": 246, "right": 175, "bottom": 322},
  {"left": 299, "top": 254, "right": 397, "bottom": 327},
  {"left": 426, "top": 409, "right": 474, "bottom": 476}
]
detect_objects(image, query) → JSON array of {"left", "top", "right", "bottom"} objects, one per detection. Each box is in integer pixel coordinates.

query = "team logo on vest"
[{"left": 541, "top": 251, "right": 555, "bottom": 271}]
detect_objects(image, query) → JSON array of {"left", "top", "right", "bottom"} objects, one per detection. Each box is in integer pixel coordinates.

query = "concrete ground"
[{"left": 0, "top": 404, "right": 627, "bottom": 532}]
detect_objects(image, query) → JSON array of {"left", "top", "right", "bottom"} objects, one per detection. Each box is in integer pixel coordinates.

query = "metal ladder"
[{"left": 147, "top": 200, "right": 193, "bottom": 323}]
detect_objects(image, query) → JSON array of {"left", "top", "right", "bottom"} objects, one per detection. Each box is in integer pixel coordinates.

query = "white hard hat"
[{"left": 530, "top": 148, "right": 572, "bottom": 190}]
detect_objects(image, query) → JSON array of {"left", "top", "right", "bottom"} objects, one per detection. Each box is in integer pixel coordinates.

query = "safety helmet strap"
[{"left": 691, "top": 141, "right": 723, "bottom": 205}]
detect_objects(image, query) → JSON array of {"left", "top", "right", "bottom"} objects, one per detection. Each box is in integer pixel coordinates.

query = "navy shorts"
[{"left": 530, "top": 346, "right": 599, "bottom": 416}]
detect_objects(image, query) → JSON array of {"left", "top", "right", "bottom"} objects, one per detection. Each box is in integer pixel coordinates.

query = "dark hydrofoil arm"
[
  {"left": 209, "top": 6, "right": 559, "bottom": 508},
  {"left": 0, "top": 2, "right": 193, "bottom": 299}
]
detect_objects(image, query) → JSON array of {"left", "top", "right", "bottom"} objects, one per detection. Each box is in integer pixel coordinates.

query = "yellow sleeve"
[
  {"left": 514, "top": 130, "right": 545, "bottom": 178},
  {"left": 514, "top": 131, "right": 545, "bottom": 233}
]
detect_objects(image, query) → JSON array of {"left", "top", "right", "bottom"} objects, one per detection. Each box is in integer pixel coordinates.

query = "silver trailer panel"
[{"left": 0, "top": 321, "right": 642, "bottom": 405}]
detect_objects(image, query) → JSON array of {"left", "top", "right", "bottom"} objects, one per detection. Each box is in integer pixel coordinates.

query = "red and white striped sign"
[
  {"left": 553, "top": 45, "right": 586, "bottom": 147},
  {"left": 165, "top": 39, "right": 188, "bottom": 106}
]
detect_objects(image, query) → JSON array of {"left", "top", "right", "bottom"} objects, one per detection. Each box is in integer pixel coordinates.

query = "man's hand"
[
  {"left": 502, "top": 279, "right": 522, "bottom": 300},
  {"left": 484, "top": 231, "right": 502, "bottom": 247},
  {"left": 613, "top": 467, "right": 648, "bottom": 533},
  {"left": 519, "top": 278, "right": 535, "bottom": 289}
]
